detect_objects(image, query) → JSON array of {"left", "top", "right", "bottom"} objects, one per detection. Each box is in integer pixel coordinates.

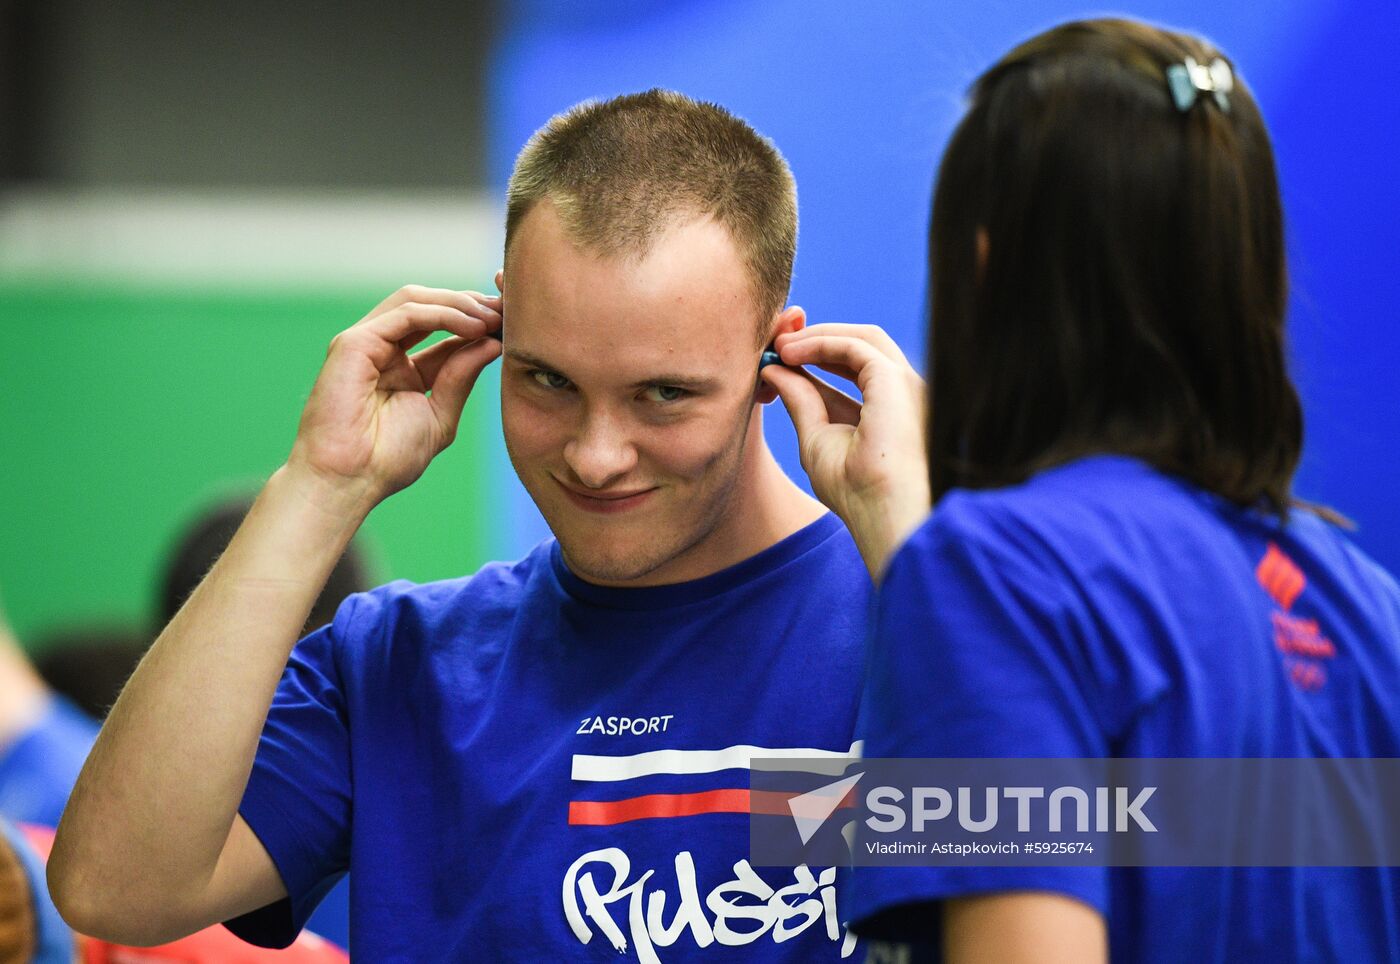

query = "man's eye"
[
  {"left": 531, "top": 370, "right": 572, "bottom": 390},
  {"left": 643, "top": 385, "right": 688, "bottom": 403}
]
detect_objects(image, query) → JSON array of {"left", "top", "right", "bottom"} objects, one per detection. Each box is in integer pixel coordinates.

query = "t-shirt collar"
[{"left": 549, "top": 512, "right": 843, "bottom": 611}]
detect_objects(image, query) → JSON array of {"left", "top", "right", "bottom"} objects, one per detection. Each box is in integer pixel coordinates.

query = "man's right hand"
[
  {"left": 48, "top": 284, "right": 502, "bottom": 946},
  {"left": 287, "top": 285, "right": 502, "bottom": 516}
]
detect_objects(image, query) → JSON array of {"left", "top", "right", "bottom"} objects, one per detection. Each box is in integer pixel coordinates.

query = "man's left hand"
[{"left": 761, "top": 323, "right": 930, "bottom": 579}]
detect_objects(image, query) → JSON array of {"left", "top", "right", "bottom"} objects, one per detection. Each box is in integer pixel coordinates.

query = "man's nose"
[{"left": 563, "top": 411, "right": 639, "bottom": 489}]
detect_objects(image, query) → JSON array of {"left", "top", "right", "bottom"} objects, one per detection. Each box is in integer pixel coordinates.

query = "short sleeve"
[
  {"left": 223, "top": 606, "right": 356, "bottom": 948},
  {"left": 847, "top": 501, "right": 1111, "bottom": 943}
]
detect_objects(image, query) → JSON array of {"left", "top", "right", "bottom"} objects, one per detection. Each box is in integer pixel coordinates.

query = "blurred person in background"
[
  {"left": 156, "top": 495, "right": 375, "bottom": 638},
  {"left": 32, "top": 496, "right": 372, "bottom": 725},
  {"left": 0, "top": 592, "right": 99, "bottom": 830},
  {"left": 2, "top": 818, "right": 348, "bottom": 963},
  {"left": 33, "top": 627, "right": 150, "bottom": 722},
  {"left": 49, "top": 89, "right": 925, "bottom": 959},
  {"left": 1, "top": 818, "right": 74, "bottom": 963},
  {"left": 769, "top": 17, "right": 1400, "bottom": 963}
]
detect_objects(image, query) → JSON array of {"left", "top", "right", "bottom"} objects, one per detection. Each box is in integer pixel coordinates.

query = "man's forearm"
[{"left": 49, "top": 464, "right": 370, "bottom": 920}]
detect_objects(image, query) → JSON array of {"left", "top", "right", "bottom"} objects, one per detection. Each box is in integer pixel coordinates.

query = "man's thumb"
[{"left": 429, "top": 338, "right": 501, "bottom": 438}]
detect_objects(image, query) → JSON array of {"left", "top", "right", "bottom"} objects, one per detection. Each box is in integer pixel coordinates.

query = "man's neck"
[
  {"left": 663, "top": 413, "right": 829, "bottom": 582},
  {"left": 727, "top": 440, "right": 830, "bottom": 554}
]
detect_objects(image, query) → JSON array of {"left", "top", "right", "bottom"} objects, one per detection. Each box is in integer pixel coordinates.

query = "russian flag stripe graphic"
[
  {"left": 571, "top": 742, "right": 861, "bottom": 782},
  {"left": 568, "top": 743, "right": 862, "bottom": 825}
]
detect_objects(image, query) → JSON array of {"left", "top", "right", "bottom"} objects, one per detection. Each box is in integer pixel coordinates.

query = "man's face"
[{"left": 500, "top": 201, "right": 771, "bottom": 586}]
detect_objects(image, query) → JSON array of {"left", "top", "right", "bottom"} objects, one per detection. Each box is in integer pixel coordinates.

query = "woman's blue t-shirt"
[{"left": 848, "top": 456, "right": 1400, "bottom": 962}]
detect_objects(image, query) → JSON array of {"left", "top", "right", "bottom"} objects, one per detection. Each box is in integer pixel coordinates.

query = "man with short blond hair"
[
  {"left": 507, "top": 88, "right": 797, "bottom": 339},
  {"left": 52, "top": 90, "right": 927, "bottom": 960}
]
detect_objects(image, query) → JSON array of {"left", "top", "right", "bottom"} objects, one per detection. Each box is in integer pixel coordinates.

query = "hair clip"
[{"left": 1165, "top": 55, "right": 1234, "bottom": 113}]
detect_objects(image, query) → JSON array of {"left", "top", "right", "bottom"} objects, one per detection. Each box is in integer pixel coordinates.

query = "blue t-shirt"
[
  {"left": 0, "top": 693, "right": 98, "bottom": 827},
  {"left": 847, "top": 456, "right": 1400, "bottom": 962},
  {"left": 228, "top": 512, "right": 872, "bottom": 961}
]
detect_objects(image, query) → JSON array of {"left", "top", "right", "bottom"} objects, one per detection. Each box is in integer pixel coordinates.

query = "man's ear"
[
  {"left": 756, "top": 305, "right": 806, "bottom": 404},
  {"left": 771, "top": 304, "right": 805, "bottom": 339},
  {"left": 494, "top": 268, "right": 505, "bottom": 293}
]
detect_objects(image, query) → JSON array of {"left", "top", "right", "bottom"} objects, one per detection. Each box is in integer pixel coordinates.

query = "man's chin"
[{"left": 557, "top": 542, "right": 672, "bottom": 586}]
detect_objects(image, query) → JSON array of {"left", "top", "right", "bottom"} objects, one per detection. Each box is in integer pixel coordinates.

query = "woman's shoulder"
[{"left": 916, "top": 455, "right": 1191, "bottom": 550}]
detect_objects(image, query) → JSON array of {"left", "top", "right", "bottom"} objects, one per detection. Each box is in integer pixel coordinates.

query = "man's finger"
[
  {"left": 776, "top": 323, "right": 909, "bottom": 365},
  {"left": 343, "top": 304, "right": 496, "bottom": 372},
  {"left": 410, "top": 334, "right": 492, "bottom": 387},
  {"left": 408, "top": 335, "right": 464, "bottom": 384},
  {"left": 376, "top": 355, "right": 427, "bottom": 393},
  {"left": 803, "top": 359, "right": 862, "bottom": 388},
  {"left": 428, "top": 338, "right": 503, "bottom": 439},
  {"left": 761, "top": 364, "right": 833, "bottom": 441},
  {"left": 366, "top": 285, "right": 504, "bottom": 325},
  {"left": 462, "top": 290, "right": 503, "bottom": 320},
  {"left": 806, "top": 370, "right": 862, "bottom": 427},
  {"left": 398, "top": 330, "right": 434, "bottom": 354},
  {"left": 775, "top": 335, "right": 889, "bottom": 396}
]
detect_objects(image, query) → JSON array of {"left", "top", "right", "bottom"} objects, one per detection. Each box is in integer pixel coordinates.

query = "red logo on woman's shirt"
[{"left": 1257, "top": 542, "right": 1335, "bottom": 691}]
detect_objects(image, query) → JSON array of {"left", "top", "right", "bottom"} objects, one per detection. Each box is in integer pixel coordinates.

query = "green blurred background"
[
  {"left": 0, "top": 1, "right": 505, "bottom": 652},
  {"left": 0, "top": 279, "right": 506, "bottom": 649}
]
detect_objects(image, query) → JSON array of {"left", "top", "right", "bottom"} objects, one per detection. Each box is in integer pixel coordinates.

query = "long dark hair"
[{"left": 927, "top": 18, "right": 1303, "bottom": 516}]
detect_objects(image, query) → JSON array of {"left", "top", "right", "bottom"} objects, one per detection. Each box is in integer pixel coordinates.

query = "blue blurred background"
[{"left": 492, "top": 0, "right": 1400, "bottom": 567}]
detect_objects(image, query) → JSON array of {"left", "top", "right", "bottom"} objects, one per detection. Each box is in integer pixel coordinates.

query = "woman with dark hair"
[{"left": 766, "top": 16, "right": 1400, "bottom": 963}]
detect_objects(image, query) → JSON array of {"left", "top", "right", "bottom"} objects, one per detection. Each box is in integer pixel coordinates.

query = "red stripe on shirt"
[{"left": 568, "top": 788, "right": 855, "bottom": 826}]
